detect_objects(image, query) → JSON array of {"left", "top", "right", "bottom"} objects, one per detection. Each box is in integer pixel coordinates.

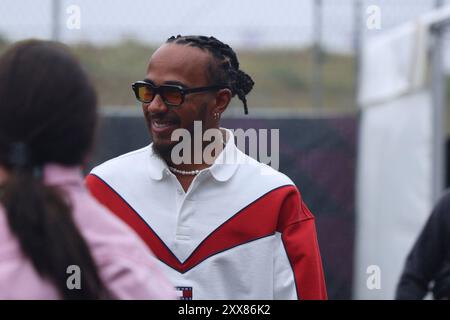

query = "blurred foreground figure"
[
  {"left": 86, "top": 35, "right": 327, "bottom": 300},
  {"left": 0, "top": 40, "right": 176, "bottom": 299},
  {"left": 396, "top": 191, "right": 450, "bottom": 300}
]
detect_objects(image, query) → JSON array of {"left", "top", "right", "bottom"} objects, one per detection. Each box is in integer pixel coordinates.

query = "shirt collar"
[
  {"left": 147, "top": 127, "right": 240, "bottom": 182},
  {"left": 147, "top": 145, "right": 169, "bottom": 181},
  {"left": 208, "top": 128, "right": 240, "bottom": 182}
]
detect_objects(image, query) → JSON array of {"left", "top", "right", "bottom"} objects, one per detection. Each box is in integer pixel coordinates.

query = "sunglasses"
[{"left": 131, "top": 80, "right": 227, "bottom": 106}]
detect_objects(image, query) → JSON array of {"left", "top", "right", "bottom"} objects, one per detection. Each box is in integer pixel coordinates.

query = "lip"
[{"left": 150, "top": 119, "right": 179, "bottom": 135}]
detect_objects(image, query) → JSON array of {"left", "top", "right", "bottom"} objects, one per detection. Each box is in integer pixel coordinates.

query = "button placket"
[
  {"left": 175, "top": 175, "right": 204, "bottom": 240},
  {"left": 176, "top": 196, "right": 195, "bottom": 239},
  {"left": 173, "top": 171, "right": 208, "bottom": 241}
]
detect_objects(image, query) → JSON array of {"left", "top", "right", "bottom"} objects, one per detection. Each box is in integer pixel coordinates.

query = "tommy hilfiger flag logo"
[{"left": 176, "top": 286, "right": 193, "bottom": 300}]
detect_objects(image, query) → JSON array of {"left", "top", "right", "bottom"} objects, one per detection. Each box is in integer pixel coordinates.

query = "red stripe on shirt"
[
  {"left": 85, "top": 174, "right": 182, "bottom": 268},
  {"left": 277, "top": 188, "right": 328, "bottom": 300},
  {"left": 86, "top": 173, "right": 327, "bottom": 299}
]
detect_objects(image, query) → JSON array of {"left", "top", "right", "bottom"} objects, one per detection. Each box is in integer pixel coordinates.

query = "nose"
[{"left": 146, "top": 94, "right": 168, "bottom": 114}]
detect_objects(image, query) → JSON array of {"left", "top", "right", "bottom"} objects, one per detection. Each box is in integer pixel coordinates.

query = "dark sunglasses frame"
[{"left": 131, "top": 80, "right": 228, "bottom": 106}]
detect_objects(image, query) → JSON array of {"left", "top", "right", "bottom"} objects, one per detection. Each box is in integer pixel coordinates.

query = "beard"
[
  {"left": 149, "top": 102, "right": 210, "bottom": 164},
  {"left": 151, "top": 139, "right": 176, "bottom": 163}
]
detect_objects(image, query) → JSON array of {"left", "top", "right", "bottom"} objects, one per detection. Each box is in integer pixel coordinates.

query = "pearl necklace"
[{"left": 168, "top": 166, "right": 201, "bottom": 176}]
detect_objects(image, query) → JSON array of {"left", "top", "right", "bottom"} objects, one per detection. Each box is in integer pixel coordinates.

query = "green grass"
[
  {"left": 1, "top": 39, "right": 448, "bottom": 116},
  {"left": 67, "top": 40, "right": 358, "bottom": 112},
  {"left": 69, "top": 41, "right": 357, "bottom": 111}
]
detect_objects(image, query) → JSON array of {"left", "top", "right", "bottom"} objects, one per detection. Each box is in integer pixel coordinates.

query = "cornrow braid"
[{"left": 167, "top": 35, "right": 254, "bottom": 114}]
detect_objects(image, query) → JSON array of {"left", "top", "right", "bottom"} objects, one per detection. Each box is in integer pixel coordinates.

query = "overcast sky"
[{"left": 0, "top": 0, "right": 448, "bottom": 52}]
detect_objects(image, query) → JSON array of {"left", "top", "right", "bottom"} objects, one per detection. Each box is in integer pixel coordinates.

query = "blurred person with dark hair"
[
  {"left": 86, "top": 35, "right": 327, "bottom": 300},
  {"left": 396, "top": 190, "right": 450, "bottom": 300},
  {"left": 0, "top": 39, "right": 176, "bottom": 299}
]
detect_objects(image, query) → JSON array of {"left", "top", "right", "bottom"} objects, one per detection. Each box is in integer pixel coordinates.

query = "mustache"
[{"left": 147, "top": 112, "right": 180, "bottom": 124}]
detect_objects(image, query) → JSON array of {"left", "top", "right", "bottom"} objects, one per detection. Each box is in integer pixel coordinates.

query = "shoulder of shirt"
[
  {"left": 89, "top": 145, "right": 150, "bottom": 177},
  {"left": 233, "top": 148, "right": 296, "bottom": 189}
]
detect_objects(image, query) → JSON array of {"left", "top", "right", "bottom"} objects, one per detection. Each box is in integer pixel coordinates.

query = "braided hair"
[{"left": 167, "top": 35, "right": 254, "bottom": 114}]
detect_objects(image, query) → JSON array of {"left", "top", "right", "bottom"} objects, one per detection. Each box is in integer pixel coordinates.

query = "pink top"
[{"left": 0, "top": 164, "right": 176, "bottom": 299}]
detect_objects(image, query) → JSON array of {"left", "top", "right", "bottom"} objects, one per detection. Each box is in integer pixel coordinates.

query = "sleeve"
[
  {"left": 97, "top": 251, "right": 177, "bottom": 300},
  {"left": 395, "top": 193, "right": 450, "bottom": 300},
  {"left": 274, "top": 187, "right": 327, "bottom": 300}
]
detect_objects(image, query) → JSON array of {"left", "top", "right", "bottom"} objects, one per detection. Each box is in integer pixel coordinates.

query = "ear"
[{"left": 213, "top": 88, "right": 232, "bottom": 115}]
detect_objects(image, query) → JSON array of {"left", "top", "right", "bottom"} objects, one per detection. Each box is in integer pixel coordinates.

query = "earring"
[{"left": 214, "top": 112, "right": 220, "bottom": 120}]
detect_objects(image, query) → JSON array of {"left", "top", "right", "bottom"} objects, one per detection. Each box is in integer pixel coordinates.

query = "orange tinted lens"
[
  {"left": 162, "top": 87, "right": 183, "bottom": 105},
  {"left": 137, "top": 85, "right": 154, "bottom": 102}
]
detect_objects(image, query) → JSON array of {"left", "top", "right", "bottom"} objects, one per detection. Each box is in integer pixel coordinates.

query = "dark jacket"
[{"left": 396, "top": 190, "right": 450, "bottom": 300}]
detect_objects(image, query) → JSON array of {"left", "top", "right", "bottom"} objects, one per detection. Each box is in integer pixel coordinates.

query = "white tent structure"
[{"left": 354, "top": 5, "right": 450, "bottom": 299}]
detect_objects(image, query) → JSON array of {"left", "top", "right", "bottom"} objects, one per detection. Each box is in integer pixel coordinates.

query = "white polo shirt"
[{"left": 86, "top": 128, "right": 327, "bottom": 300}]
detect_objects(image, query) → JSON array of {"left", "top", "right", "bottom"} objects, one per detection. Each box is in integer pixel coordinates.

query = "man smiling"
[{"left": 86, "top": 35, "right": 327, "bottom": 300}]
